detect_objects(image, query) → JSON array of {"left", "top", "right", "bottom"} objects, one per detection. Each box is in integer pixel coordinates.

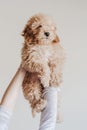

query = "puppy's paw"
[
  {"left": 41, "top": 76, "right": 49, "bottom": 87},
  {"left": 32, "top": 109, "right": 36, "bottom": 117},
  {"left": 33, "top": 99, "right": 47, "bottom": 115}
]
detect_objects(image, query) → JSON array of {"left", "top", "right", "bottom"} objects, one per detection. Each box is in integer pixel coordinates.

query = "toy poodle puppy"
[{"left": 21, "top": 13, "right": 65, "bottom": 116}]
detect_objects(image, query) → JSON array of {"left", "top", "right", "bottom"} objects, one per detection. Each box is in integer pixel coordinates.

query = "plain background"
[{"left": 0, "top": 0, "right": 87, "bottom": 130}]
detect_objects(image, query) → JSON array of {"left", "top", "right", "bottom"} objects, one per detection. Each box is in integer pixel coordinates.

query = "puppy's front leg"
[
  {"left": 22, "top": 53, "right": 50, "bottom": 87},
  {"left": 49, "top": 62, "right": 63, "bottom": 87},
  {"left": 32, "top": 63, "right": 51, "bottom": 87},
  {"left": 38, "top": 64, "right": 51, "bottom": 88}
]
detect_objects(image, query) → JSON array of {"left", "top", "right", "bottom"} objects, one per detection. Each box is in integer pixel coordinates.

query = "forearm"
[
  {"left": 39, "top": 87, "right": 58, "bottom": 130},
  {"left": 0, "top": 67, "right": 26, "bottom": 112},
  {"left": 0, "top": 105, "right": 12, "bottom": 130}
]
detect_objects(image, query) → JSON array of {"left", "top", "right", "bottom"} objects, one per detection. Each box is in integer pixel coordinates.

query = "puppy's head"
[{"left": 22, "top": 13, "right": 60, "bottom": 45}]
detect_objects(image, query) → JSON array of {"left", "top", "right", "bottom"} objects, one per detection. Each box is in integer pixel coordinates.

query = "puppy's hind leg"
[
  {"left": 22, "top": 72, "right": 47, "bottom": 116},
  {"left": 32, "top": 98, "right": 47, "bottom": 117},
  {"left": 22, "top": 72, "right": 41, "bottom": 102}
]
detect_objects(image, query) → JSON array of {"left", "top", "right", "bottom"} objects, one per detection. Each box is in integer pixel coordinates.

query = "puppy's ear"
[{"left": 21, "top": 25, "right": 30, "bottom": 37}]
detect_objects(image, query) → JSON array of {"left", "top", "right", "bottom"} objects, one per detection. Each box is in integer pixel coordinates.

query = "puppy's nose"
[{"left": 44, "top": 32, "right": 50, "bottom": 37}]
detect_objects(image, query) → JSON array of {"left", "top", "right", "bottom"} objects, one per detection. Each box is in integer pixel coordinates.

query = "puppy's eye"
[{"left": 37, "top": 25, "right": 42, "bottom": 29}]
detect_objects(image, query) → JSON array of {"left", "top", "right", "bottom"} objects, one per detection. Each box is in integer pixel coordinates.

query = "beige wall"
[{"left": 0, "top": 0, "right": 87, "bottom": 130}]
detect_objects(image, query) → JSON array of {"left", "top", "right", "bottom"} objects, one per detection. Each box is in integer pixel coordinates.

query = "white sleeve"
[
  {"left": 0, "top": 105, "right": 12, "bottom": 130},
  {"left": 39, "top": 87, "right": 59, "bottom": 130}
]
